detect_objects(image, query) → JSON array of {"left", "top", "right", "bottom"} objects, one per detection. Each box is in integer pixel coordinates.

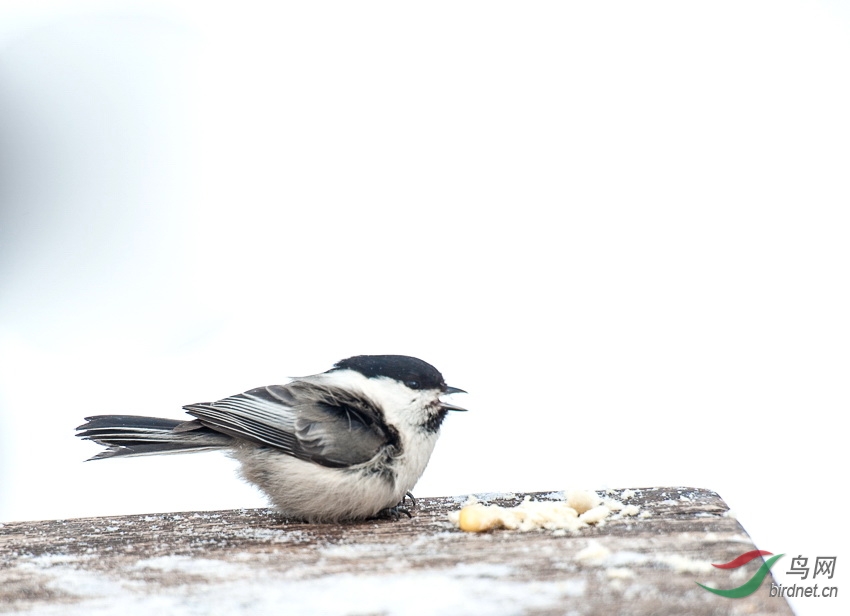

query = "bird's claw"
[
  {"left": 402, "top": 491, "right": 417, "bottom": 509},
  {"left": 375, "top": 493, "right": 417, "bottom": 520},
  {"left": 376, "top": 505, "right": 412, "bottom": 520}
]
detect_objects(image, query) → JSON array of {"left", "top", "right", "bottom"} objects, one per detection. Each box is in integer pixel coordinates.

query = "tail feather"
[{"left": 77, "top": 415, "right": 232, "bottom": 460}]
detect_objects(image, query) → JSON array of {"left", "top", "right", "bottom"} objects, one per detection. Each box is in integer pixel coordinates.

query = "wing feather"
[{"left": 183, "top": 382, "right": 397, "bottom": 468}]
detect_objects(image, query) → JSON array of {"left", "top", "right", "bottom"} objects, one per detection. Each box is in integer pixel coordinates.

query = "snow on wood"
[{"left": 0, "top": 487, "right": 792, "bottom": 615}]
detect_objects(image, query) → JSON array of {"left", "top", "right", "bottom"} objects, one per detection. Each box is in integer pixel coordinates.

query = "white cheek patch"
[{"left": 311, "top": 371, "right": 440, "bottom": 430}]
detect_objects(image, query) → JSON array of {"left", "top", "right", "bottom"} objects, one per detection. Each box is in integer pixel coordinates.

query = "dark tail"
[{"left": 76, "top": 415, "right": 233, "bottom": 460}]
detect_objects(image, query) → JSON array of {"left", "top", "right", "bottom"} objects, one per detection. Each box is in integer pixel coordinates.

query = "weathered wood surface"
[{"left": 1, "top": 487, "right": 792, "bottom": 615}]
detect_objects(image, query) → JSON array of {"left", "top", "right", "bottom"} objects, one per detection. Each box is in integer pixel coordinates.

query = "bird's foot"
[
  {"left": 375, "top": 493, "right": 417, "bottom": 520},
  {"left": 376, "top": 505, "right": 413, "bottom": 520}
]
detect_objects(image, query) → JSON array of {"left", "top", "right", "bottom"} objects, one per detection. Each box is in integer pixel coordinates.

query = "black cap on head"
[{"left": 332, "top": 355, "right": 446, "bottom": 391}]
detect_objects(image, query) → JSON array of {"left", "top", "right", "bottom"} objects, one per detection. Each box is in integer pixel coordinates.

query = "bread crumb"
[
  {"left": 578, "top": 505, "right": 610, "bottom": 525},
  {"left": 450, "top": 489, "right": 640, "bottom": 533},
  {"left": 566, "top": 490, "right": 601, "bottom": 514},
  {"left": 620, "top": 489, "right": 636, "bottom": 500},
  {"left": 603, "top": 499, "right": 624, "bottom": 512},
  {"left": 606, "top": 567, "right": 634, "bottom": 579},
  {"left": 450, "top": 504, "right": 505, "bottom": 532},
  {"left": 620, "top": 505, "right": 640, "bottom": 517}
]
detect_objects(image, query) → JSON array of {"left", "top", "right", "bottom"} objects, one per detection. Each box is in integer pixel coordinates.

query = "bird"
[{"left": 76, "top": 354, "right": 466, "bottom": 522}]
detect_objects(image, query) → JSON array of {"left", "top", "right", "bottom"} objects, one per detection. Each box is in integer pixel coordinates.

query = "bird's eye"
[{"left": 405, "top": 380, "right": 420, "bottom": 389}]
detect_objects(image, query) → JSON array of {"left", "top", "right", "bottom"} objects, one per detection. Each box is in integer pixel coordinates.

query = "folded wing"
[{"left": 183, "top": 382, "right": 399, "bottom": 468}]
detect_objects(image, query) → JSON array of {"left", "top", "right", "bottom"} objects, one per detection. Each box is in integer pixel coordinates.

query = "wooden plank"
[{"left": 0, "top": 487, "right": 793, "bottom": 615}]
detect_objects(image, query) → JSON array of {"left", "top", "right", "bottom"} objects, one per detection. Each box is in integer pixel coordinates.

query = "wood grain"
[{"left": 0, "top": 487, "right": 793, "bottom": 615}]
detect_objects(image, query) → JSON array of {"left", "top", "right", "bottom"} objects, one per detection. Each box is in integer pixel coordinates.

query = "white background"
[{"left": 1, "top": 2, "right": 847, "bottom": 614}]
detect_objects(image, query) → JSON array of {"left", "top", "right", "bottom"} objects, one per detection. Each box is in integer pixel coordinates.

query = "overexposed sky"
[{"left": 1, "top": 2, "right": 849, "bottom": 614}]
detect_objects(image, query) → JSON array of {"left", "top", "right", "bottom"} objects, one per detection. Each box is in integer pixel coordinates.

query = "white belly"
[{"left": 231, "top": 430, "right": 439, "bottom": 522}]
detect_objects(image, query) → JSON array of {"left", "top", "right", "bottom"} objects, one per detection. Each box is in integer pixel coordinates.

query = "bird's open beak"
[{"left": 440, "top": 385, "right": 468, "bottom": 412}]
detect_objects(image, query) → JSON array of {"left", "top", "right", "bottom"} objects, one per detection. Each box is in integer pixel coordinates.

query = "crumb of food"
[
  {"left": 620, "top": 489, "right": 636, "bottom": 500},
  {"left": 450, "top": 498, "right": 582, "bottom": 532},
  {"left": 566, "top": 489, "right": 601, "bottom": 514},
  {"left": 453, "top": 504, "right": 506, "bottom": 532},
  {"left": 620, "top": 505, "right": 640, "bottom": 517},
  {"left": 606, "top": 567, "right": 634, "bottom": 579},
  {"left": 450, "top": 489, "right": 639, "bottom": 533},
  {"left": 603, "top": 499, "right": 623, "bottom": 512},
  {"left": 578, "top": 505, "right": 610, "bottom": 525}
]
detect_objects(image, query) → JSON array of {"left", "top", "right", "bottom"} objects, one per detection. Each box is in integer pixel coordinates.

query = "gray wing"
[{"left": 182, "top": 382, "right": 398, "bottom": 468}]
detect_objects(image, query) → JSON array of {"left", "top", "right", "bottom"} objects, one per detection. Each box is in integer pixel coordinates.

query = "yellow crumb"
[
  {"left": 450, "top": 489, "right": 642, "bottom": 533},
  {"left": 457, "top": 504, "right": 505, "bottom": 532},
  {"left": 566, "top": 489, "right": 601, "bottom": 514}
]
